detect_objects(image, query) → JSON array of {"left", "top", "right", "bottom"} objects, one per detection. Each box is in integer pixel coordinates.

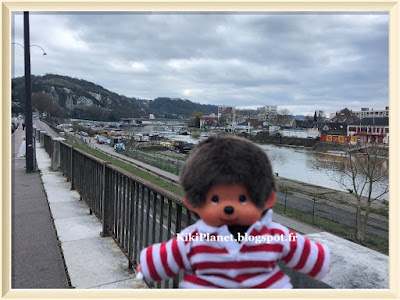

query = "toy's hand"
[{"left": 136, "top": 264, "right": 144, "bottom": 280}]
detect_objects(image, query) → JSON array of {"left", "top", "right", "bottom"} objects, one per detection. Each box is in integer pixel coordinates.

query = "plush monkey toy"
[{"left": 137, "top": 134, "right": 330, "bottom": 288}]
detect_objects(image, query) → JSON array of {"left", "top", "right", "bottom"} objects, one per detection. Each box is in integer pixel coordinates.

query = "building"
[
  {"left": 347, "top": 117, "right": 389, "bottom": 144},
  {"left": 203, "top": 114, "right": 219, "bottom": 127},
  {"left": 329, "top": 108, "right": 359, "bottom": 124},
  {"left": 352, "top": 107, "right": 389, "bottom": 119},
  {"left": 280, "top": 128, "right": 320, "bottom": 139},
  {"left": 294, "top": 119, "right": 315, "bottom": 129},
  {"left": 257, "top": 105, "right": 278, "bottom": 114},
  {"left": 321, "top": 122, "right": 347, "bottom": 136},
  {"left": 203, "top": 113, "right": 218, "bottom": 122},
  {"left": 218, "top": 106, "right": 235, "bottom": 117},
  {"left": 257, "top": 105, "right": 278, "bottom": 122},
  {"left": 218, "top": 106, "right": 236, "bottom": 123}
]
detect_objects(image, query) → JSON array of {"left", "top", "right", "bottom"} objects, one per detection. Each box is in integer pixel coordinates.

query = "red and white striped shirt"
[{"left": 139, "top": 209, "right": 330, "bottom": 288}]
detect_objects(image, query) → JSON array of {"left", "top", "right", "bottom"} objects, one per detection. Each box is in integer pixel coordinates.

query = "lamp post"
[
  {"left": 12, "top": 39, "right": 48, "bottom": 171},
  {"left": 22, "top": 12, "right": 35, "bottom": 172},
  {"left": 12, "top": 12, "right": 47, "bottom": 172}
]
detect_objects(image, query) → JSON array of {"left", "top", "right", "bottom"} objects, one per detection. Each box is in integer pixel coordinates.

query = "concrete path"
[
  {"left": 34, "top": 141, "right": 147, "bottom": 289},
  {"left": 12, "top": 126, "right": 69, "bottom": 288}
]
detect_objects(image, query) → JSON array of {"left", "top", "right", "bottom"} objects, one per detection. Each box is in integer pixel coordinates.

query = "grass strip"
[{"left": 67, "top": 141, "right": 183, "bottom": 197}]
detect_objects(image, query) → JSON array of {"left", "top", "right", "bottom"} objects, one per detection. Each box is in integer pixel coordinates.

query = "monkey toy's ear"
[{"left": 263, "top": 191, "right": 276, "bottom": 210}]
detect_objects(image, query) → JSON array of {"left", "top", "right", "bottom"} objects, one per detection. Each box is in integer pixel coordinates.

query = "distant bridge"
[{"left": 120, "top": 118, "right": 189, "bottom": 125}]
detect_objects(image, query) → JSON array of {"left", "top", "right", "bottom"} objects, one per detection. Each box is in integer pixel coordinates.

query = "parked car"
[
  {"left": 114, "top": 143, "right": 125, "bottom": 152},
  {"left": 110, "top": 136, "right": 122, "bottom": 147},
  {"left": 174, "top": 141, "right": 194, "bottom": 154}
]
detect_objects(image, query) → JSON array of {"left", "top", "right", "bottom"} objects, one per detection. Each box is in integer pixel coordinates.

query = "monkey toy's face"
[{"left": 185, "top": 183, "right": 276, "bottom": 227}]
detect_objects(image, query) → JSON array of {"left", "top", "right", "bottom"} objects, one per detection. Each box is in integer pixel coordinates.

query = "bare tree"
[
  {"left": 276, "top": 108, "right": 293, "bottom": 128},
  {"left": 313, "top": 142, "right": 388, "bottom": 242},
  {"left": 317, "top": 110, "right": 326, "bottom": 120}
]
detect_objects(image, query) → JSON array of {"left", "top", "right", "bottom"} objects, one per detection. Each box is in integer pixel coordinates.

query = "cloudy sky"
[{"left": 12, "top": 12, "right": 388, "bottom": 116}]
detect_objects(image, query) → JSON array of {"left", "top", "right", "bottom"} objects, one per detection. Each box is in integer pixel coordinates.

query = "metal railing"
[
  {"left": 43, "top": 132, "right": 333, "bottom": 289},
  {"left": 57, "top": 138, "right": 194, "bottom": 288},
  {"left": 59, "top": 142, "right": 72, "bottom": 183}
]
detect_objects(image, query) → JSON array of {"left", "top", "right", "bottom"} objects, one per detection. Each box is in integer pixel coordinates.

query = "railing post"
[
  {"left": 33, "top": 134, "right": 37, "bottom": 171},
  {"left": 101, "top": 162, "right": 112, "bottom": 237},
  {"left": 39, "top": 131, "right": 46, "bottom": 148},
  {"left": 284, "top": 189, "right": 287, "bottom": 215},
  {"left": 312, "top": 196, "right": 316, "bottom": 224},
  {"left": 35, "top": 128, "right": 40, "bottom": 142},
  {"left": 70, "top": 147, "right": 75, "bottom": 190},
  {"left": 51, "top": 137, "right": 66, "bottom": 171}
]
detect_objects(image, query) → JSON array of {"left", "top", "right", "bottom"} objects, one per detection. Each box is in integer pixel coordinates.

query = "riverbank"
[
  {"left": 248, "top": 131, "right": 318, "bottom": 148},
  {"left": 245, "top": 131, "right": 389, "bottom": 156},
  {"left": 275, "top": 176, "right": 388, "bottom": 218}
]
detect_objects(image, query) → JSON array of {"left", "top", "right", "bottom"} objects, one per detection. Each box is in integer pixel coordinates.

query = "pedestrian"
[{"left": 22, "top": 121, "right": 25, "bottom": 131}]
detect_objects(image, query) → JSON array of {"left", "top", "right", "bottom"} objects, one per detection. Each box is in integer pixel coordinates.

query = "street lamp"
[
  {"left": 12, "top": 42, "right": 47, "bottom": 55},
  {"left": 13, "top": 12, "right": 48, "bottom": 172}
]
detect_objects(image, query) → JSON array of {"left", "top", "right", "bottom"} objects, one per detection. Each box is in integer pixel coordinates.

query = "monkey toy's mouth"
[{"left": 221, "top": 218, "right": 238, "bottom": 226}]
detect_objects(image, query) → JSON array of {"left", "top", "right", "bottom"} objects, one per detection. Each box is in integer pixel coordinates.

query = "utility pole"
[{"left": 24, "top": 11, "right": 34, "bottom": 172}]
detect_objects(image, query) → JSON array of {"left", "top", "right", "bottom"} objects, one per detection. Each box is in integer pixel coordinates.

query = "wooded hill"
[{"left": 11, "top": 74, "right": 218, "bottom": 121}]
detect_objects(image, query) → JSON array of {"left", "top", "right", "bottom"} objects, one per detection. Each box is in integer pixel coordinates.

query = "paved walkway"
[
  {"left": 35, "top": 139, "right": 147, "bottom": 289},
  {"left": 12, "top": 125, "right": 147, "bottom": 289},
  {"left": 12, "top": 126, "right": 69, "bottom": 288}
]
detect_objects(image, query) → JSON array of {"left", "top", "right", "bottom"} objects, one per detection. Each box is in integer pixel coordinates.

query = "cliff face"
[
  {"left": 11, "top": 74, "right": 218, "bottom": 119},
  {"left": 12, "top": 74, "right": 134, "bottom": 110}
]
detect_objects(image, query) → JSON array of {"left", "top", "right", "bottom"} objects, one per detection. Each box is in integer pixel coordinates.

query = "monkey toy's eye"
[
  {"left": 239, "top": 195, "right": 247, "bottom": 204},
  {"left": 211, "top": 195, "right": 219, "bottom": 204}
]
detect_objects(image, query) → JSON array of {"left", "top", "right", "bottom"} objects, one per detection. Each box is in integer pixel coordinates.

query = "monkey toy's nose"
[{"left": 224, "top": 206, "right": 234, "bottom": 215}]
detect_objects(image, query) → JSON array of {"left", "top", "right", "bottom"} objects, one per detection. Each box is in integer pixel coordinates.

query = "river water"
[{"left": 125, "top": 125, "right": 389, "bottom": 200}]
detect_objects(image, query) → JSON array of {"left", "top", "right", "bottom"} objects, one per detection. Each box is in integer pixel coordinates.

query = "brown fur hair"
[{"left": 179, "top": 134, "right": 275, "bottom": 209}]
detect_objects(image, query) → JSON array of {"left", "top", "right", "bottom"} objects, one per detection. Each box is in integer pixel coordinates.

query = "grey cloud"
[{"left": 12, "top": 12, "right": 388, "bottom": 116}]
